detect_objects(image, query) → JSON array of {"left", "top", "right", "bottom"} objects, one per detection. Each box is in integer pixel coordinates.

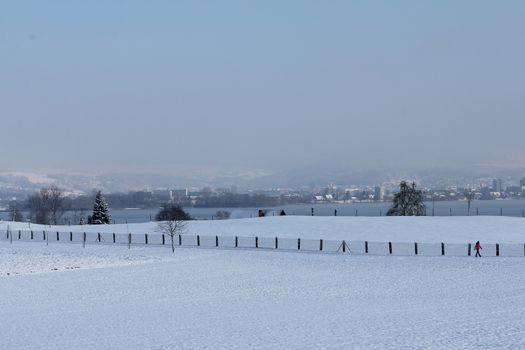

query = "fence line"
[{"left": 1, "top": 229, "right": 524, "bottom": 257}]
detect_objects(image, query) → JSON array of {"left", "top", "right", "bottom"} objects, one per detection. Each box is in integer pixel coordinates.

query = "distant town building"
[
  {"left": 171, "top": 189, "right": 188, "bottom": 198},
  {"left": 314, "top": 195, "right": 325, "bottom": 203},
  {"left": 506, "top": 186, "right": 522, "bottom": 195},
  {"left": 374, "top": 186, "right": 381, "bottom": 201},
  {"left": 492, "top": 179, "right": 503, "bottom": 193}
]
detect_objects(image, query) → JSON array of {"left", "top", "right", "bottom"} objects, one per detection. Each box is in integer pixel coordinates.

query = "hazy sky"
[{"left": 1, "top": 1, "right": 524, "bottom": 175}]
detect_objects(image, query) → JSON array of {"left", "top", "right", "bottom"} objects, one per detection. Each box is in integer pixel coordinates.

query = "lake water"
[{"left": 2, "top": 199, "right": 525, "bottom": 224}]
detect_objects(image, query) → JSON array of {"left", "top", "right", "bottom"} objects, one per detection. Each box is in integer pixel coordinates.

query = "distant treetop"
[{"left": 387, "top": 181, "right": 426, "bottom": 216}]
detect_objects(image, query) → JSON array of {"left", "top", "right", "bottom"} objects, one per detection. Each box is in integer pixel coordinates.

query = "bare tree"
[
  {"left": 155, "top": 219, "right": 188, "bottom": 253},
  {"left": 28, "top": 191, "right": 49, "bottom": 224},
  {"left": 464, "top": 189, "right": 476, "bottom": 216},
  {"left": 48, "top": 185, "right": 66, "bottom": 225},
  {"left": 28, "top": 185, "right": 66, "bottom": 225}
]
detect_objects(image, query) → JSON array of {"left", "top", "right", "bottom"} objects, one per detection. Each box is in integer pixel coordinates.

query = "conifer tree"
[
  {"left": 387, "top": 181, "right": 426, "bottom": 216},
  {"left": 91, "top": 191, "right": 111, "bottom": 224}
]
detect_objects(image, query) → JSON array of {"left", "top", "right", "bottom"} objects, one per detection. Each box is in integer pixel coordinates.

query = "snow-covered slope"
[
  {"left": 1, "top": 243, "right": 524, "bottom": 349},
  {"left": 2, "top": 216, "right": 525, "bottom": 243},
  {"left": 2, "top": 215, "right": 525, "bottom": 349}
]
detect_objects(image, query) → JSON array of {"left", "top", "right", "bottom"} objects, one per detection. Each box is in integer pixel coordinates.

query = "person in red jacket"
[{"left": 474, "top": 241, "right": 482, "bottom": 257}]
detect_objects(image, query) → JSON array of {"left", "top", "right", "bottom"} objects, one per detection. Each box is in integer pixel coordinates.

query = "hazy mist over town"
[{"left": 1, "top": 1, "right": 524, "bottom": 195}]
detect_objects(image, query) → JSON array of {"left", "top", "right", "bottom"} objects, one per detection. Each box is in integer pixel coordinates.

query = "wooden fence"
[{"left": 1, "top": 229, "right": 524, "bottom": 257}]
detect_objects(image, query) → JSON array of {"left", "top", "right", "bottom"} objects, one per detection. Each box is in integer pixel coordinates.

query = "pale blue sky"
[{"left": 1, "top": 1, "right": 524, "bottom": 174}]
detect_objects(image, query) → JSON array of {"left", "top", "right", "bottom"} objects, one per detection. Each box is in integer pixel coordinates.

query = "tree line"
[
  {"left": 9, "top": 190, "right": 310, "bottom": 214},
  {"left": 7, "top": 186, "right": 112, "bottom": 225},
  {"left": 6, "top": 181, "right": 427, "bottom": 224},
  {"left": 7, "top": 185, "right": 193, "bottom": 225}
]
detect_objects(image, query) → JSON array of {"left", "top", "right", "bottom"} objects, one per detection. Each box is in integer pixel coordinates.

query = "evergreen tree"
[
  {"left": 387, "top": 181, "right": 426, "bottom": 216},
  {"left": 91, "top": 191, "right": 111, "bottom": 224}
]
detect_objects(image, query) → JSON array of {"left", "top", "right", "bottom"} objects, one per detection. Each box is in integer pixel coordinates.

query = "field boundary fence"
[{"left": 1, "top": 229, "right": 524, "bottom": 257}]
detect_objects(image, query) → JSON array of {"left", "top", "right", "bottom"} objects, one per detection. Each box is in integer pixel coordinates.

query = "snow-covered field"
[
  {"left": 2, "top": 216, "right": 525, "bottom": 349},
  {"left": 1, "top": 241, "right": 525, "bottom": 349},
  {"left": 2, "top": 215, "right": 525, "bottom": 243},
  {"left": 0, "top": 243, "right": 165, "bottom": 277}
]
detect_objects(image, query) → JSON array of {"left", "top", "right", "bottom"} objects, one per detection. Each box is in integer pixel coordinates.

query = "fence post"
[
  {"left": 98, "top": 233, "right": 101, "bottom": 243},
  {"left": 83, "top": 232, "right": 87, "bottom": 248},
  {"left": 441, "top": 242, "right": 445, "bottom": 256},
  {"left": 468, "top": 243, "right": 471, "bottom": 256},
  {"left": 388, "top": 242, "right": 392, "bottom": 254},
  {"left": 365, "top": 241, "right": 368, "bottom": 253},
  {"left": 449, "top": 208, "right": 452, "bottom": 216},
  {"left": 18, "top": 230, "right": 21, "bottom": 240},
  {"left": 355, "top": 209, "right": 358, "bottom": 217},
  {"left": 197, "top": 235, "right": 200, "bottom": 246},
  {"left": 342, "top": 240, "right": 346, "bottom": 252},
  {"left": 145, "top": 233, "right": 148, "bottom": 245},
  {"left": 500, "top": 208, "right": 503, "bottom": 216},
  {"left": 235, "top": 236, "right": 238, "bottom": 248},
  {"left": 113, "top": 233, "right": 116, "bottom": 243},
  {"left": 128, "top": 233, "right": 131, "bottom": 249},
  {"left": 215, "top": 235, "right": 219, "bottom": 247},
  {"left": 162, "top": 234, "right": 165, "bottom": 245},
  {"left": 414, "top": 242, "right": 418, "bottom": 255},
  {"left": 255, "top": 236, "right": 258, "bottom": 248},
  {"left": 57, "top": 231, "right": 59, "bottom": 241},
  {"left": 43, "top": 230, "right": 46, "bottom": 241},
  {"left": 320, "top": 239, "right": 323, "bottom": 251},
  {"left": 70, "top": 232, "right": 73, "bottom": 242},
  {"left": 496, "top": 243, "right": 499, "bottom": 257},
  {"left": 31, "top": 230, "right": 33, "bottom": 240},
  {"left": 275, "top": 237, "right": 278, "bottom": 249},
  {"left": 298, "top": 238, "right": 301, "bottom": 250}
]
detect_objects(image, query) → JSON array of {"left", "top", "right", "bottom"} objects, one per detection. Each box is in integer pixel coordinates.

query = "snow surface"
[
  {"left": 0, "top": 243, "right": 165, "bottom": 277},
  {"left": 1, "top": 241, "right": 525, "bottom": 349},
  {"left": 2, "top": 215, "right": 525, "bottom": 243}
]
